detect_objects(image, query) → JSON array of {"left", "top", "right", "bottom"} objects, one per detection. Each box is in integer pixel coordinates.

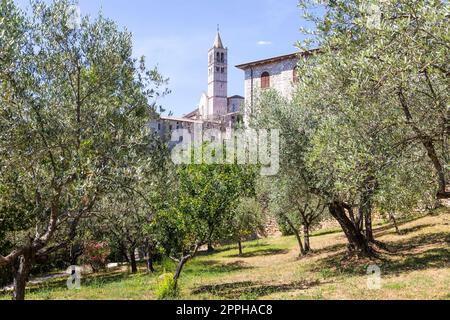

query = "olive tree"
[
  {"left": 267, "top": 176, "right": 327, "bottom": 256},
  {"left": 299, "top": 0, "right": 449, "bottom": 199},
  {"left": 155, "top": 163, "right": 255, "bottom": 287},
  {"left": 254, "top": 0, "right": 449, "bottom": 257},
  {"left": 0, "top": 0, "right": 167, "bottom": 299},
  {"left": 87, "top": 139, "right": 173, "bottom": 274},
  {"left": 228, "top": 197, "right": 265, "bottom": 256}
]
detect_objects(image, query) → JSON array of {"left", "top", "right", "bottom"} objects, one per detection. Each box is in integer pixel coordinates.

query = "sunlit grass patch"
[{"left": 1, "top": 209, "right": 448, "bottom": 300}]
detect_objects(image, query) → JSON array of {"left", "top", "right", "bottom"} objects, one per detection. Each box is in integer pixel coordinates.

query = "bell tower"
[{"left": 207, "top": 27, "right": 228, "bottom": 118}]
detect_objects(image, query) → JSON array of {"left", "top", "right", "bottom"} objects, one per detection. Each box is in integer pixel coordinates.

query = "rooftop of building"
[
  {"left": 214, "top": 31, "right": 224, "bottom": 49},
  {"left": 183, "top": 109, "right": 199, "bottom": 119},
  {"left": 160, "top": 115, "right": 203, "bottom": 124},
  {"left": 228, "top": 95, "right": 244, "bottom": 100},
  {"left": 235, "top": 48, "right": 320, "bottom": 70}
]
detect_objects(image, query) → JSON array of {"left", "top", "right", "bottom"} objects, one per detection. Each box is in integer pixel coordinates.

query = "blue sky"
[{"left": 16, "top": 0, "right": 311, "bottom": 116}]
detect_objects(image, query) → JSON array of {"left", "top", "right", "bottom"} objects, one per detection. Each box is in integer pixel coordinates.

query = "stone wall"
[
  {"left": 227, "top": 96, "right": 244, "bottom": 113},
  {"left": 243, "top": 57, "right": 298, "bottom": 105}
]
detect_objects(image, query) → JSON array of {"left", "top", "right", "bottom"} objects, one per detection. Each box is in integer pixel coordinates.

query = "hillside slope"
[{"left": 1, "top": 209, "right": 449, "bottom": 300}]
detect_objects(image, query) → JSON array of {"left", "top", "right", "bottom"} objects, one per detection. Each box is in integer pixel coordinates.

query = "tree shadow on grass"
[
  {"left": 188, "top": 260, "right": 254, "bottom": 274},
  {"left": 372, "top": 214, "right": 428, "bottom": 234},
  {"left": 374, "top": 223, "right": 436, "bottom": 238},
  {"left": 306, "top": 243, "right": 347, "bottom": 257},
  {"left": 311, "top": 232, "right": 450, "bottom": 277},
  {"left": 198, "top": 242, "right": 271, "bottom": 256},
  {"left": 385, "top": 232, "right": 450, "bottom": 253},
  {"left": 227, "top": 248, "right": 289, "bottom": 258},
  {"left": 244, "top": 242, "right": 272, "bottom": 249},
  {"left": 191, "top": 279, "right": 324, "bottom": 299},
  {"left": 382, "top": 248, "right": 450, "bottom": 274}
]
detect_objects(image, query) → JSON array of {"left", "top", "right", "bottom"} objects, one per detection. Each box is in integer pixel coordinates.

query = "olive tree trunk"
[
  {"left": 329, "top": 202, "right": 372, "bottom": 257},
  {"left": 303, "top": 225, "right": 311, "bottom": 253},
  {"left": 390, "top": 213, "right": 401, "bottom": 235},
  {"left": 146, "top": 247, "right": 155, "bottom": 273},
  {"left": 238, "top": 240, "right": 243, "bottom": 256},
  {"left": 172, "top": 245, "right": 200, "bottom": 289},
  {"left": 398, "top": 89, "right": 449, "bottom": 199},
  {"left": 129, "top": 248, "right": 137, "bottom": 274},
  {"left": 12, "top": 248, "right": 33, "bottom": 301},
  {"left": 173, "top": 257, "right": 189, "bottom": 285},
  {"left": 283, "top": 216, "right": 305, "bottom": 257}
]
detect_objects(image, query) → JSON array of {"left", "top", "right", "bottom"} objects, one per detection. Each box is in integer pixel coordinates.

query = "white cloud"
[{"left": 257, "top": 40, "right": 272, "bottom": 45}]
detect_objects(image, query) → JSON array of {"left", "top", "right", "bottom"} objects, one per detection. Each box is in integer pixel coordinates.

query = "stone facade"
[
  {"left": 227, "top": 95, "right": 243, "bottom": 114},
  {"left": 149, "top": 116, "right": 203, "bottom": 139},
  {"left": 206, "top": 32, "right": 228, "bottom": 118},
  {"left": 237, "top": 54, "right": 299, "bottom": 106}
]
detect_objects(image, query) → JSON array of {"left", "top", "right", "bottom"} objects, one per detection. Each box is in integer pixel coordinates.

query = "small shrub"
[
  {"left": 81, "top": 241, "right": 110, "bottom": 273},
  {"left": 156, "top": 273, "right": 179, "bottom": 300}
]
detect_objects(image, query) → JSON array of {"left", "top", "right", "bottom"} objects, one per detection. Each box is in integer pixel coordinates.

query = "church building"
[
  {"left": 152, "top": 31, "right": 244, "bottom": 136},
  {"left": 152, "top": 30, "right": 316, "bottom": 136}
]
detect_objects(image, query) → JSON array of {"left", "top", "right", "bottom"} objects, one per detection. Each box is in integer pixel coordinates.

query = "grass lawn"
[{"left": 1, "top": 208, "right": 449, "bottom": 300}]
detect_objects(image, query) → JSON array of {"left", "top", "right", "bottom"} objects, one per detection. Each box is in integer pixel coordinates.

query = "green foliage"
[
  {"left": 0, "top": 266, "right": 12, "bottom": 288},
  {"left": 228, "top": 197, "right": 265, "bottom": 241},
  {"left": 268, "top": 177, "right": 327, "bottom": 229},
  {"left": 276, "top": 217, "right": 295, "bottom": 237},
  {"left": 376, "top": 158, "right": 437, "bottom": 216},
  {"left": 156, "top": 162, "right": 257, "bottom": 260},
  {"left": 0, "top": 0, "right": 169, "bottom": 300},
  {"left": 251, "top": 0, "right": 448, "bottom": 252},
  {"left": 296, "top": 0, "right": 449, "bottom": 202},
  {"left": 155, "top": 273, "right": 179, "bottom": 300}
]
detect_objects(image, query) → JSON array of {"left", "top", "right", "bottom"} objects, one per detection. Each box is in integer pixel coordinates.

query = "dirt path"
[{"left": 1, "top": 272, "right": 68, "bottom": 293}]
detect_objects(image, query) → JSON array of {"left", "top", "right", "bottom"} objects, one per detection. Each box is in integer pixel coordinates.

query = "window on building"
[
  {"left": 158, "top": 123, "right": 161, "bottom": 131},
  {"left": 216, "top": 67, "right": 220, "bottom": 72},
  {"left": 293, "top": 66, "right": 299, "bottom": 83},
  {"left": 261, "top": 71, "right": 270, "bottom": 88},
  {"left": 221, "top": 67, "right": 224, "bottom": 73},
  {"left": 216, "top": 52, "right": 220, "bottom": 61},
  {"left": 220, "top": 52, "right": 224, "bottom": 62}
]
